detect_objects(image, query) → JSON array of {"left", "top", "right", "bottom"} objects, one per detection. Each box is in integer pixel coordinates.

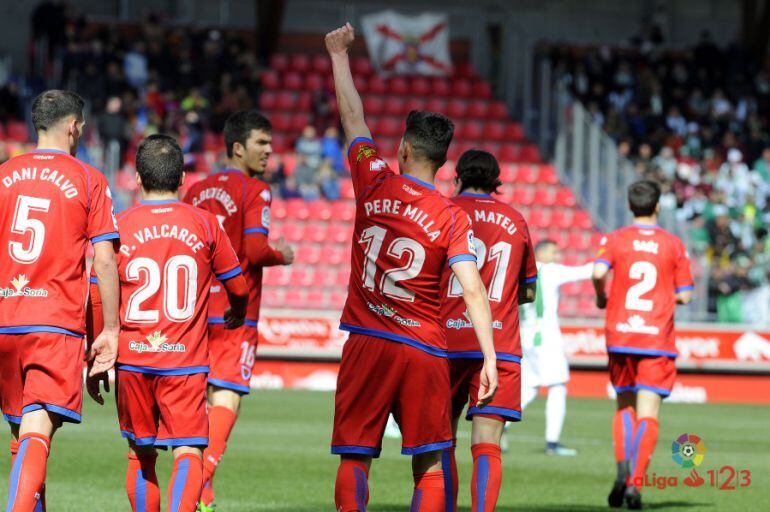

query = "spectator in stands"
[
  {"left": 321, "top": 126, "right": 344, "bottom": 173},
  {"left": 124, "top": 41, "right": 149, "bottom": 90},
  {"left": 293, "top": 155, "right": 321, "bottom": 200},
  {"left": 280, "top": 175, "right": 303, "bottom": 199},
  {"left": 295, "top": 125, "right": 323, "bottom": 170},
  {"left": 181, "top": 87, "right": 209, "bottom": 113},
  {"left": 98, "top": 96, "right": 132, "bottom": 167},
  {"left": 318, "top": 160, "right": 340, "bottom": 200}
]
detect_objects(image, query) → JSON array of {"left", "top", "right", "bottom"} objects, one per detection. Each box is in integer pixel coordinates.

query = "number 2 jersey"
[
  {"left": 441, "top": 193, "right": 537, "bottom": 360},
  {"left": 0, "top": 149, "right": 118, "bottom": 336},
  {"left": 340, "top": 137, "right": 477, "bottom": 356},
  {"left": 110, "top": 200, "right": 243, "bottom": 372},
  {"left": 596, "top": 224, "right": 694, "bottom": 358}
]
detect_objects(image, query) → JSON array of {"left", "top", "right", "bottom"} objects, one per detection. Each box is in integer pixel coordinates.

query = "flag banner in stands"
[{"left": 361, "top": 10, "right": 451, "bottom": 77}]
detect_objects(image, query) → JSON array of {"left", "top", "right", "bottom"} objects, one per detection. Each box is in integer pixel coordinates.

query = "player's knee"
[
  {"left": 172, "top": 445, "right": 203, "bottom": 460},
  {"left": 207, "top": 386, "right": 242, "bottom": 412},
  {"left": 129, "top": 443, "right": 157, "bottom": 459},
  {"left": 471, "top": 416, "right": 504, "bottom": 445},
  {"left": 412, "top": 450, "right": 442, "bottom": 474}
]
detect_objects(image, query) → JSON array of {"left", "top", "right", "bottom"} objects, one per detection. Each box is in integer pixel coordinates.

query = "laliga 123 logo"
[{"left": 0, "top": 274, "right": 48, "bottom": 298}]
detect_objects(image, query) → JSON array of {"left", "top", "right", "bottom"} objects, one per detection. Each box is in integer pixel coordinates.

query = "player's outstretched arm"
[
  {"left": 89, "top": 240, "right": 120, "bottom": 377},
  {"left": 222, "top": 274, "right": 249, "bottom": 330},
  {"left": 244, "top": 235, "right": 294, "bottom": 267},
  {"left": 452, "top": 260, "right": 498, "bottom": 407},
  {"left": 592, "top": 262, "right": 610, "bottom": 309},
  {"left": 325, "top": 23, "right": 371, "bottom": 145}
]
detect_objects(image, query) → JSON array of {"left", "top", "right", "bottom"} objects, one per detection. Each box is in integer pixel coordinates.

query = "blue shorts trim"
[
  {"left": 347, "top": 137, "right": 376, "bottom": 159},
  {"left": 117, "top": 365, "right": 209, "bottom": 376},
  {"left": 244, "top": 227, "right": 269, "bottom": 235},
  {"left": 0, "top": 325, "right": 83, "bottom": 337},
  {"left": 89, "top": 276, "right": 99, "bottom": 284},
  {"left": 155, "top": 437, "right": 208, "bottom": 447},
  {"left": 676, "top": 285, "right": 695, "bottom": 293},
  {"left": 466, "top": 406, "right": 522, "bottom": 422},
  {"left": 607, "top": 346, "right": 677, "bottom": 358},
  {"left": 613, "top": 385, "right": 637, "bottom": 394},
  {"left": 216, "top": 266, "right": 242, "bottom": 281},
  {"left": 22, "top": 403, "right": 81, "bottom": 423},
  {"left": 595, "top": 259, "right": 612, "bottom": 268},
  {"left": 121, "top": 431, "right": 157, "bottom": 446},
  {"left": 208, "top": 317, "right": 258, "bottom": 327},
  {"left": 447, "top": 351, "right": 521, "bottom": 363},
  {"left": 340, "top": 323, "right": 447, "bottom": 358},
  {"left": 448, "top": 254, "right": 477, "bottom": 267},
  {"left": 208, "top": 378, "right": 251, "bottom": 394},
  {"left": 3, "top": 413, "right": 21, "bottom": 425},
  {"left": 331, "top": 445, "right": 382, "bottom": 458},
  {"left": 91, "top": 232, "right": 120, "bottom": 244},
  {"left": 401, "top": 440, "right": 453, "bottom": 455}
]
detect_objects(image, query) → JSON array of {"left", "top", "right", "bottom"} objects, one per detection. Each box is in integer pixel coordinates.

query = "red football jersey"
[
  {"left": 596, "top": 224, "right": 694, "bottom": 357},
  {"left": 340, "top": 137, "right": 477, "bottom": 356},
  {"left": 442, "top": 193, "right": 537, "bottom": 360},
  {"left": 0, "top": 149, "right": 118, "bottom": 336},
  {"left": 184, "top": 169, "right": 272, "bottom": 327},
  {"left": 112, "top": 200, "right": 242, "bottom": 372}
]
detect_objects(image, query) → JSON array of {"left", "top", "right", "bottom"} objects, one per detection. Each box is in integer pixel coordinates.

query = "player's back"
[
  {"left": 115, "top": 200, "right": 242, "bottom": 371},
  {"left": 598, "top": 224, "right": 693, "bottom": 357},
  {"left": 442, "top": 193, "right": 536, "bottom": 359},
  {"left": 0, "top": 149, "right": 117, "bottom": 335}
]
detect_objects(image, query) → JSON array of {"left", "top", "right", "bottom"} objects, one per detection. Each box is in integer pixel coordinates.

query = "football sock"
[
  {"left": 545, "top": 384, "right": 567, "bottom": 444},
  {"left": 200, "top": 405, "right": 237, "bottom": 505},
  {"left": 630, "top": 417, "right": 659, "bottom": 487},
  {"left": 8, "top": 439, "right": 44, "bottom": 512},
  {"left": 126, "top": 452, "right": 160, "bottom": 512},
  {"left": 410, "top": 471, "right": 444, "bottom": 511},
  {"left": 334, "top": 459, "right": 369, "bottom": 512},
  {"left": 6, "top": 433, "right": 49, "bottom": 512},
  {"left": 612, "top": 407, "right": 636, "bottom": 482},
  {"left": 470, "top": 443, "right": 502, "bottom": 512},
  {"left": 167, "top": 453, "right": 203, "bottom": 512},
  {"left": 440, "top": 441, "right": 458, "bottom": 512},
  {"left": 520, "top": 385, "right": 538, "bottom": 410}
]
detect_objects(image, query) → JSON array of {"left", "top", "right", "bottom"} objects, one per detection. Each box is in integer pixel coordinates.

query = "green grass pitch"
[{"left": 1, "top": 390, "right": 768, "bottom": 511}]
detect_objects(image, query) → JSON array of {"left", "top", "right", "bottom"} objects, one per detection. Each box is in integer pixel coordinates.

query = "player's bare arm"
[
  {"left": 85, "top": 282, "right": 110, "bottom": 405},
  {"left": 245, "top": 234, "right": 294, "bottom": 267},
  {"left": 222, "top": 274, "right": 249, "bottom": 330},
  {"left": 325, "top": 23, "right": 372, "bottom": 145},
  {"left": 452, "top": 259, "right": 499, "bottom": 406},
  {"left": 518, "top": 282, "right": 536, "bottom": 304},
  {"left": 89, "top": 240, "right": 120, "bottom": 376},
  {"left": 592, "top": 261, "right": 610, "bottom": 309},
  {"left": 676, "top": 290, "right": 693, "bottom": 305}
]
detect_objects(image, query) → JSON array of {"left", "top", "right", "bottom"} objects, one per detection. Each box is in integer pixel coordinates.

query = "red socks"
[
  {"left": 612, "top": 406, "right": 637, "bottom": 480},
  {"left": 470, "top": 443, "right": 502, "bottom": 512},
  {"left": 167, "top": 453, "right": 203, "bottom": 512},
  {"left": 441, "top": 442, "right": 458, "bottom": 512},
  {"left": 126, "top": 452, "right": 160, "bottom": 512},
  {"left": 335, "top": 459, "right": 369, "bottom": 511},
  {"left": 410, "top": 471, "right": 445, "bottom": 511},
  {"left": 200, "top": 406, "right": 237, "bottom": 506},
  {"left": 6, "top": 433, "right": 49, "bottom": 512},
  {"left": 630, "top": 417, "right": 659, "bottom": 487}
]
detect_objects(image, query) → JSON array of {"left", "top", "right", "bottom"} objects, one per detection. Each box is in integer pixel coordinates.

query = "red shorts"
[
  {"left": 0, "top": 332, "right": 83, "bottom": 424},
  {"left": 116, "top": 369, "right": 208, "bottom": 448},
  {"left": 608, "top": 354, "right": 677, "bottom": 397},
  {"left": 450, "top": 358, "right": 521, "bottom": 423},
  {"left": 332, "top": 334, "right": 452, "bottom": 457},
  {"left": 207, "top": 323, "right": 257, "bottom": 394}
]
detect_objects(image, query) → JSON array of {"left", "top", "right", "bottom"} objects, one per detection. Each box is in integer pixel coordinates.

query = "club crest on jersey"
[
  {"left": 356, "top": 145, "right": 377, "bottom": 163},
  {"left": 128, "top": 330, "right": 186, "bottom": 353},
  {"left": 633, "top": 240, "right": 659, "bottom": 254},
  {"left": 0, "top": 274, "right": 48, "bottom": 298},
  {"left": 616, "top": 315, "right": 660, "bottom": 335}
]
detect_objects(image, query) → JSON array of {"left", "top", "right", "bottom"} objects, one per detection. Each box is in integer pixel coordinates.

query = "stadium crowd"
[{"left": 544, "top": 31, "right": 770, "bottom": 323}]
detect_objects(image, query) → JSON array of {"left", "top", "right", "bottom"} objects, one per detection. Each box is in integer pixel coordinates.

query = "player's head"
[
  {"left": 398, "top": 110, "right": 454, "bottom": 174},
  {"left": 31, "top": 90, "right": 86, "bottom": 156},
  {"left": 627, "top": 180, "right": 661, "bottom": 218},
  {"left": 135, "top": 134, "right": 184, "bottom": 195},
  {"left": 455, "top": 149, "right": 503, "bottom": 195},
  {"left": 535, "top": 239, "right": 560, "bottom": 263},
  {"left": 224, "top": 110, "right": 272, "bottom": 177}
]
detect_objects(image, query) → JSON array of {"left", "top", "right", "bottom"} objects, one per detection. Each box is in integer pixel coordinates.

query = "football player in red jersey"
[
  {"left": 183, "top": 111, "right": 294, "bottom": 511},
  {"left": 441, "top": 150, "right": 537, "bottom": 512},
  {"left": 0, "top": 90, "right": 120, "bottom": 511},
  {"left": 593, "top": 180, "right": 693, "bottom": 510},
  {"left": 326, "top": 24, "right": 498, "bottom": 512},
  {"left": 88, "top": 135, "right": 248, "bottom": 512}
]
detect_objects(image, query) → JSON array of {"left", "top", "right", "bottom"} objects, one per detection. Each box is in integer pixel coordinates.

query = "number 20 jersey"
[
  {"left": 0, "top": 149, "right": 118, "bottom": 335},
  {"left": 442, "top": 193, "right": 537, "bottom": 360},
  {"left": 340, "top": 138, "right": 477, "bottom": 356},
  {"left": 596, "top": 224, "right": 693, "bottom": 358}
]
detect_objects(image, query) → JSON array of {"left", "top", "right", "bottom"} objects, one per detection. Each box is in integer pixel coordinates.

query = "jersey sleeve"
[
  {"left": 88, "top": 172, "right": 120, "bottom": 243},
  {"left": 347, "top": 137, "right": 394, "bottom": 198},
  {"left": 673, "top": 238, "right": 694, "bottom": 293},
  {"left": 210, "top": 217, "right": 243, "bottom": 281},
  {"left": 243, "top": 183, "right": 271, "bottom": 237},
  {"left": 519, "top": 223, "right": 538, "bottom": 284},
  {"left": 447, "top": 210, "right": 477, "bottom": 267},
  {"left": 553, "top": 263, "right": 594, "bottom": 285},
  {"left": 595, "top": 233, "right": 614, "bottom": 268}
]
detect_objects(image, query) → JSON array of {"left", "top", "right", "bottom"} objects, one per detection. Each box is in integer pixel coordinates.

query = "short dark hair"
[
  {"left": 456, "top": 150, "right": 502, "bottom": 194},
  {"left": 403, "top": 110, "right": 454, "bottom": 169},
  {"left": 223, "top": 110, "right": 272, "bottom": 158},
  {"left": 628, "top": 180, "right": 661, "bottom": 217},
  {"left": 136, "top": 135, "right": 183, "bottom": 193},
  {"left": 31, "top": 90, "right": 85, "bottom": 132},
  {"left": 535, "top": 239, "right": 558, "bottom": 253}
]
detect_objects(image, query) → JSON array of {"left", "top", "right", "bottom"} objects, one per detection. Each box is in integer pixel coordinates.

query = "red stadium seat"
[
  {"left": 521, "top": 144, "right": 541, "bottom": 163},
  {"left": 551, "top": 209, "right": 574, "bottom": 230},
  {"left": 270, "top": 112, "right": 292, "bottom": 132},
  {"left": 483, "top": 122, "right": 506, "bottom": 141},
  {"left": 533, "top": 187, "right": 556, "bottom": 207},
  {"left": 480, "top": 142, "right": 501, "bottom": 155},
  {"left": 425, "top": 98, "right": 448, "bottom": 113},
  {"left": 511, "top": 186, "right": 535, "bottom": 206},
  {"left": 307, "top": 202, "right": 333, "bottom": 221},
  {"left": 404, "top": 97, "right": 427, "bottom": 113},
  {"left": 297, "top": 92, "right": 312, "bottom": 111},
  {"left": 262, "top": 287, "right": 284, "bottom": 308},
  {"left": 411, "top": 77, "right": 431, "bottom": 96},
  {"left": 340, "top": 180, "right": 355, "bottom": 199},
  {"left": 261, "top": 70, "right": 281, "bottom": 89},
  {"left": 259, "top": 91, "right": 277, "bottom": 110},
  {"left": 452, "top": 79, "right": 473, "bottom": 98},
  {"left": 364, "top": 96, "right": 385, "bottom": 116},
  {"left": 352, "top": 57, "right": 374, "bottom": 76},
  {"left": 383, "top": 96, "right": 406, "bottom": 116},
  {"left": 335, "top": 269, "right": 350, "bottom": 287},
  {"left": 314, "top": 268, "right": 337, "bottom": 288},
  {"left": 447, "top": 99, "right": 468, "bottom": 119},
  {"left": 459, "top": 121, "right": 483, "bottom": 141},
  {"left": 286, "top": 199, "right": 311, "bottom": 220},
  {"left": 272, "top": 200, "right": 287, "bottom": 220},
  {"left": 329, "top": 291, "right": 347, "bottom": 309},
  {"left": 489, "top": 102, "right": 509, "bottom": 120},
  {"left": 320, "top": 246, "right": 346, "bottom": 267},
  {"left": 431, "top": 77, "right": 451, "bottom": 96},
  {"left": 283, "top": 72, "right": 303, "bottom": 91},
  {"left": 567, "top": 231, "right": 590, "bottom": 251},
  {"left": 270, "top": 134, "right": 288, "bottom": 153},
  {"left": 368, "top": 76, "right": 387, "bottom": 94},
  {"left": 289, "top": 54, "right": 311, "bottom": 73},
  {"left": 336, "top": 202, "right": 356, "bottom": 222},
  {"left": 283, "top": 289, "right": 307, "bottom": 309},
  {"left": 555, "top": 187, "right": 577, "bottom": 207},
  {"left": 291, "top": 266, "right": 316, "bottom": 287},
  {"left": 472, "top": 81, "right": 492, "bottom": 99},
  {"left": 539, "top": 165, "right": 559, "bottom": 185},
  {"left": 455, "top": 62, "right": 476, "bottom": 78},
  {"left": 389, "top": 77, "right": 409, "bottom": 95},
  {"left": 327, "top": 224, "right": 351, "bottom": 244},
  {"left": 516, "top": 165, "right": 538, "bottom": 184},
  {"left": 290, "top": 113, "right": 311, "bottom": 133},
  {"left": 311, "top": 54, "right": 331, "bottom": 74},
  {"left": 499, "top": 164, "right": 517, "bottom": 183},
  {"left": 305, "top": 73, "right": 324, "bottom": 91},
  {"left": 275, "top": 91, "right": 296, "bottom": 111},
  {"left": 281, "top": 222, "right": 304, "bottom": 243},
  {"left": 270, "top": 53, "right": 289, "bottom": 72},
  {"left": 377, "top": 117, "right": 402, "bottom": 137},
  {"left": 353, "top": 75, "right": 369, "bottom": 94},
  {"left": 574, "top": 210, "right": 594, "bottom": 230},
  {"left": 498, "top": 144, "right": 522, "bottom": 162},
  {"left": 467, "top": 100, "right": 489, "bottom": 119},
  {"left": 504, "top": 123, "right": 524, "bottom": 141},
  {"left": 528, "top": 209, "right": 552, "bottom": 229}
]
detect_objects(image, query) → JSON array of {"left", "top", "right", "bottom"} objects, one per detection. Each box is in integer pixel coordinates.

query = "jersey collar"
[
  {"left": 402, "top": 174, "right": 435, "bottom": 190},
  {"left": 33, "top": 148, "right": 69, "bottom": 154},
  {"left": 460, "top": 192, "right": 492, "bottom": 198},
  {"left": 632, "top": 223, "right": 660, "bottom": 228},
  {"left": 141, "top": 199, "right": 179, "bottom": 205}
]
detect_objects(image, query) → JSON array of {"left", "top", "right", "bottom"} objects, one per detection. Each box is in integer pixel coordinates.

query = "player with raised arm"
[
  {"left": 183, "top": 110, "right": 294, "bottom": 511},
  {"left": 441, "top": 150, "right": 536, "bottom": 512},
  {"left": 0, "top": 90, "right": 120, "bottom": 511},
  {"left": 87, "top": 135, "right": 248, "bottom": 512},
  {"left": 592, "top": 180, "right": 693, "bottom": 510},
  {"left": 326, "top": 24, "right": 498, "bottom": 512}
]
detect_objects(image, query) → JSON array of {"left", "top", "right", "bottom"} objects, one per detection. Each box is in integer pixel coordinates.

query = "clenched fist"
[{"left": 325, "top": 22, "right": 355, "bottom": 56}]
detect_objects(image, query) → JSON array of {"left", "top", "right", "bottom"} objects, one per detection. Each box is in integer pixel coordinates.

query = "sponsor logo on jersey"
[
  {"left": 128, "top": 330, "right": 186, "bottom": 353},
  {"left": 0, "top": 274, "right": 48, "bottom": 298},
  {"left": 633, "top": 240, "right": 659, "bottom": 254},
  {"left": 616, "top": 314, "right": 660, "bottom": 335},
  {"left": 446, "top": 309, "right": 502, "bottom": 330},
  {"left": 369, "top": 158, "right": 387, "bottom": 171},
  {"left": 367, "top": 302, "right": 421, "bottom": 327},
  {"left": 402, "top": 184, "right": 422, "bottom": 196},
  {"left": 262, "top": 206, "right": 271, "bottom": 228},
  {"left": 356, "top": 145, "right": 377, "bottom": 163}
]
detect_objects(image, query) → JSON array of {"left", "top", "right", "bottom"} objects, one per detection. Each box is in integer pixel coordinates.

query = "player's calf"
[
  {"left": 168, "top": 448, "right": 204, "bottom": 512},
  {"left": 410, "top": 451, "right": 445, "bottom": 512},
  {"left": 200, "top": 390, "right": 240, "bottom": 508},
  {"left": 335, "top": 455, "right": 371, "bottom": 512},
  {"left": 126, "top": 446, "right": 160, "bottom": 512}
]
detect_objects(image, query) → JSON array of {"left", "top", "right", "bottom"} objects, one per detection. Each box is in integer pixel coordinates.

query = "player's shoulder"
[{"left": 247, "top": 177, "right": 272, "bottom": 201}]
